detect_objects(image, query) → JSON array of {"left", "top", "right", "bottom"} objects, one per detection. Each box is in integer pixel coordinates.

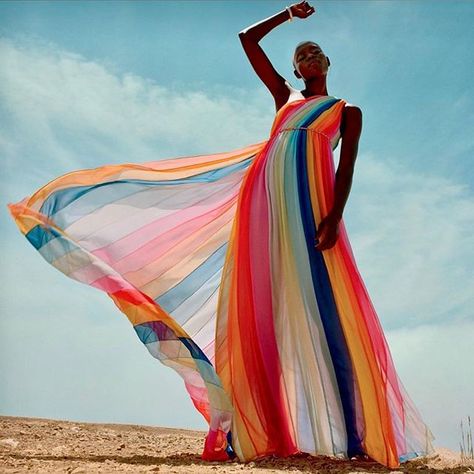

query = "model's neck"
[{"left": 302, "top": 77, "right": 328, "bottom": 97}]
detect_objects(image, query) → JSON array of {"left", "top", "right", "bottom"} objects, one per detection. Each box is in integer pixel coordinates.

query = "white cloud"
[
  {"left": 0, "top": 37, "right": 270, "bottom": 199},
  {"left": 343, "top": 152, "right": 474, "bottom": 330},
  {"left": 387, "top": 321, "right": 474, "bottom": 451}
]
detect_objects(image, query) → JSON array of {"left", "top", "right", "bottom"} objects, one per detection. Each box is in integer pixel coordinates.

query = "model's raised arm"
[{"left": 238, "top": 1, "right": 315, "bottom": 106}]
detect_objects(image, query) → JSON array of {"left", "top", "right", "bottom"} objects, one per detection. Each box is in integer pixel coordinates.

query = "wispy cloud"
[
  {"left": 345, "top": 152, "right": 474, "bottom": 330},
  {"left": 0, "top": 37, "right": 270, "bottom": 198},
  {"left": 387, "top": 321, "right": 474, "bottom": 449}
]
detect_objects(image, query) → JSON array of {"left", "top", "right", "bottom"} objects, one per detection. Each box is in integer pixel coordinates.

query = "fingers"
[
  {"left": 315, "top": 237, "right": 336, "bottom": 251},
  {"left": 315, "top": 219, "right": 325, "bottom": 241},
  {"left": 314, "top": 231, "right": 326, "bottom": 249},
  {"left": 314, "top": 229, "right": 338, "bottom": 251},
  {"left": 315, "top": 227, "right": 323, "bottom": 241},
  {"left": 294, "top": 0, "right": 316, "bottom": 16},
  {"left": 301, "top": 1, "right": 315, "bottom": 13}
]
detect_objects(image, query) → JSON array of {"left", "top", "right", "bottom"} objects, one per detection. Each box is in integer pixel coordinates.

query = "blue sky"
[{"left": 1, "top": 0, "right": 473, "bottom": 453}]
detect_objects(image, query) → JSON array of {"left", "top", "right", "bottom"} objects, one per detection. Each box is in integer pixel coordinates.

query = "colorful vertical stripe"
[{"left": 8, "top": 95, "right": 435, "bottom": 468}]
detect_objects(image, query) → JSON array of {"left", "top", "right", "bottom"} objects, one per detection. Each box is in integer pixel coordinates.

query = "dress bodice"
[{"left": 269, "top": 81, "right": 346, "bottom": 151}]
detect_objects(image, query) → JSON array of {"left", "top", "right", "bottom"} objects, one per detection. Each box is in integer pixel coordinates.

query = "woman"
[
  {"left": 214, "top": 1, "right": 434, "bottom": 468},
  {"left": 8, "top": 0, "right": 435, "bottom": 470}
]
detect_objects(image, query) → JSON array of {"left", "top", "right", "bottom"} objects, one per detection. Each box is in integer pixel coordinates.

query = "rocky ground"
[{"left": 1, "top": 416, "right": 473, "bottom": 473}]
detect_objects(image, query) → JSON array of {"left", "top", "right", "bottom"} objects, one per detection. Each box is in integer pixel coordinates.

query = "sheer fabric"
[{"left": 8, "top": 94, "right": 435, "bottom": 468}]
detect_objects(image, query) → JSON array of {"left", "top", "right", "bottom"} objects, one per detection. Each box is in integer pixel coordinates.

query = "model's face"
[{"left": 294, "top": 43, "right": 328, "bottom": 78}]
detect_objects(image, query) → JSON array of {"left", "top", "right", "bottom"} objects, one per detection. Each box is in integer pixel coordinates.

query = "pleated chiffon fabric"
[{"left": 8, "top": 94, "right": 435, "bottom": 469}]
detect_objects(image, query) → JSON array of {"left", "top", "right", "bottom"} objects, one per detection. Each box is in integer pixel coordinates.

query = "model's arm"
[
  {"left": 331, "top": 105, "right": 363, "bottom": 219},
  {"left": 238, "top": 1, "right": 315, "bottom": 109},
  {"left": 315, "top": 104, "right": 363, "bottom": 251}
]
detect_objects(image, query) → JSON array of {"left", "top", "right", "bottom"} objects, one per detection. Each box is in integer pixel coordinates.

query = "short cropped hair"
[{"left": 292, "top": 41, "right": 322, "bottom": 70}]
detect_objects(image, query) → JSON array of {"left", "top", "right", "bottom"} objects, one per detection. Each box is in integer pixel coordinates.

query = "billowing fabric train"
[{"left": 8, "top": 93, "right": 435, "bottom": 469}]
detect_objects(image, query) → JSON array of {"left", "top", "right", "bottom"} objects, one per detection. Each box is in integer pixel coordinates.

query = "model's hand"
[
  {"left": 290, "top": 1, "right": 316, "bottom": 19},
  {"left": 314, "top": 213, "right": 341, "bottom": 251}
]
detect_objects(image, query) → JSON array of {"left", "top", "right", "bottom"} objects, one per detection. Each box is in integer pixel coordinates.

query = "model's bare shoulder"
[
  {"left": 341, "top": 103, "right": 363, "bottom": 137},
  {"left": 343, "top": 102, "right": 362, "bottom": 115}
]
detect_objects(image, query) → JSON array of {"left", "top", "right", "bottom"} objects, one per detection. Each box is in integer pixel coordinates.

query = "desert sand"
[{"left": 1, "top": 415, "right": 473, "bottom": 473}]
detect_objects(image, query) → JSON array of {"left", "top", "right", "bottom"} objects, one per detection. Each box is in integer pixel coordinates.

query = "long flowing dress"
[{"left": 7, "top": 83, "right": 435, "bottom": 469}]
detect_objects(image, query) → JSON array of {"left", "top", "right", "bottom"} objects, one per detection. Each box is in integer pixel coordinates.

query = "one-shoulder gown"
[{"left": 7, "top": 84, "right": 435, "bottom": 469}]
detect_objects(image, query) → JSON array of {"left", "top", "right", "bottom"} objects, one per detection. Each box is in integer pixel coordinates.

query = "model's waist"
[{"left": 276, "top": 127, "right": 331, "bottom": 140}]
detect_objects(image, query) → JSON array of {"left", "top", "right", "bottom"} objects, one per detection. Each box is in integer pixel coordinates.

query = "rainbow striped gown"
[{"left": 8, "top": 95, "right": 435, "bottom": 468}]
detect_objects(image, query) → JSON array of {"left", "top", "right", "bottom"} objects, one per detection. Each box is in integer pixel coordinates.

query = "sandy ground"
[{"left": 1, "top": 416, "right": 473, "bottom": 473}]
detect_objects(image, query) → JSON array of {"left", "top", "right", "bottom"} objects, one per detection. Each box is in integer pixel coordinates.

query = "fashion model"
[{"left": 8, "top": 1, "right": 435, "bottom": 469}]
